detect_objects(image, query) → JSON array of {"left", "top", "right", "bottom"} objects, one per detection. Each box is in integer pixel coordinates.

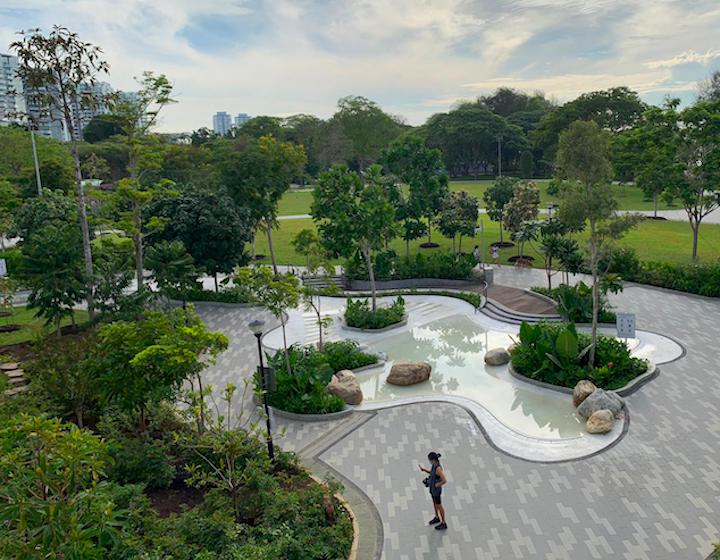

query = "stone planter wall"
[{"left": 348, "top": 277, "right": 482, "bottom": 291}]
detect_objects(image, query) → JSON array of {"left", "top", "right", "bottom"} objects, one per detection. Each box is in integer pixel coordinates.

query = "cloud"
[{"left": 2, "top": 0, "right": 719, "bottom": 131}]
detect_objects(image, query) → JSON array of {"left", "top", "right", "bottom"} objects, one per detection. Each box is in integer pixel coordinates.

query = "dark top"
[{"left": 429, "top": 463, "right": 442, "bottom": 496}]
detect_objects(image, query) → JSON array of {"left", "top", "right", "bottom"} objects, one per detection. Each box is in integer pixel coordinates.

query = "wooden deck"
[{"left": 486, "top": 285, "right": 558, "bottom": 316}]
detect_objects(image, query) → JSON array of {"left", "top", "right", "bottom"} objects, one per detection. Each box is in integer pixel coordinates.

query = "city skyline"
[{"left": 1, "top": 1, "right": 719, "bottom": 133}]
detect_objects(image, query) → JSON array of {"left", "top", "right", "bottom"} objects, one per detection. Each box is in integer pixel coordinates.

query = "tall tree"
[
  {"left": 556, "top": 120, "right": 640, "bottom": 364},
  {"left": 663, "top": 99, "right": 720, "bottom": 260},
  {"left": 0, "top": 180, "right": 20, "bottom": 249},
  {"left": 145, "top": 240, "right": 199, "bottom": 303},
  {"left": 312, "top": 164, "right": 398, "bottom": 311},
  {"left": 483, "top": 176, "right": 518, "bottom": 245},
  {"left": 384, "top": 136, "right": 449, "bottom": 245},
  {"left": 438, "top": 191, "right": 479, "bottom": 254},
  {"left": 12, "top": 26, "right": 112, "bottom": 318},
  {"left": 503, "top": 181, "right": 541, "bottom": 259},
  {"left": 110, "top": 72, "right": 176, "bottom": 288},
  {"left": 332, "top": 96, "right": 402, "bottom": 171},
  {"left": 699, "top": 70, "right": 720, "bottom": 101}
]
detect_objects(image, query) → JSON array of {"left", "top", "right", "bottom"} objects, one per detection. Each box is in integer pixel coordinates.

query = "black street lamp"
[{"left": 248, "top": 319, "right": 275, "bottom": 462}]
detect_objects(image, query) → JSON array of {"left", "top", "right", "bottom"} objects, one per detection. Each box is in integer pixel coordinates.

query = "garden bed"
[{"left": 344, "top": 296, "right": 406, "bottom": 330}]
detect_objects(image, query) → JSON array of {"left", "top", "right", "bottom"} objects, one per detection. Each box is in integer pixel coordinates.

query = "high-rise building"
[
  {"left": 0, "top": 53, "right": 26, "bottom": 125},
  {"left": 213, "top": 111, "right": 232, "bottom": 135},
  {"left": 234, "top": 113, "right": 251, "bottom": 127}
]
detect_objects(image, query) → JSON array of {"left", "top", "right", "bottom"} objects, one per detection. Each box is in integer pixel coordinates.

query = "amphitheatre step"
[
  {"left": 486, "top": 285, "right": 558, "bottom": 316},
  {"left": 485, "top": 298, "right": 562, "bottom": 321},
  {"left": 480, "top": 300, "right": 562, "bottom": 325},
  {"left": 4, "top": 384, "right": 28, "bottom": 397}
]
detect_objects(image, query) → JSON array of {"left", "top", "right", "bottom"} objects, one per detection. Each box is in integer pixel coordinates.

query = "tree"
[
  {"left": 291, "top": 228, "right": 321, "bottom": 270},
  {"left": 384, "top": 136, "right": 449, "bottom": 245},
  {"left": 483, "top": 176, "right": 519, "bottom": 244},
  {"left": 10, "top": 187, "right": 76, "bottom": 240},
  {"left": 438, "top": 191, "right": 479, "bottom": 254},
  {"left": 237, "top": 116, "right": 284, "bottom": 139},
  {"left": 235, "top": 267, "right": 300, "bottom": 374},
  {"left": 145, "top": 240, "right": 199, "bottom": 303},
  {"left": 91, "top": 234, "right": 138, "bottom": 319},
  {"left": 92, "top": 307, "right": 227, "bottom": 431},
  {"left": 312, "top": 164, "right": 398, "bottom": 311},
  {"left": 301, "top": 251, "right": 339, "bottom": 351},
  {"left": 0, "top": 180, "right": 20, "bottom": 249},
  {"left": 556, "top": 120, "right": 640, "bottom": 364},
  {"left": 13, "top": 26, "right": 112, "bottom": 319},
  {"left": 503, "top": 182, "right": 541, "bottom": 258},
  {"left": 82, "top": 113, "right": 125, "bottom": 143},
  {"left": 148, "top": 187, "right": 253, "bottom": 290},
  {"left": 22, "top": 158, "right": 74, "bottom": 196},
  {"left": 110, "top": 72, "right": 176, "bottom": 288},
  {"left": 537, "top": 218, "right": 573, "bottom": 289},
  {"left": 518, "top": 150, "right": 534, "bottom": 178},
  {"left": 0, "top": 415, "right": 123, "bottom": 559},
  {"left": 81, "top": 152, "right": 111, "bottom": 183},
  {"left": 22, "top": 222, "right": 87, "bottom": 335},
  {"left": 699, "top": 70, "right": 720, "bottom": 101},
  {"left": 623, "top": 101, "right": 685, "bottom": 218},
  {"left": 480, "top": 87, "right": 554, "bottom": 118},
  {"left": 332, "top": 96, "right": 402, "bottom": 171},
  {"left": 222, "top": 135, "right": 306, "bottom": 274},
  {"left": 0, "top": 125, "right": 73, "bottom": 180},
  {"left": 663, "top": 99, "right": 720, "bottom": 260}
]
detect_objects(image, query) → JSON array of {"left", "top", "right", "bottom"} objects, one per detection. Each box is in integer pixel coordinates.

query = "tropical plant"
[{"left": 344, "top": 296, "right": 405, "bottom": 330}]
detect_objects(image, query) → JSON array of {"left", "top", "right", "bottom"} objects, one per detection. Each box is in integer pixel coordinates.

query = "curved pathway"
[{"left": 195, "top": 270, "right": 720, "bottom": 560}]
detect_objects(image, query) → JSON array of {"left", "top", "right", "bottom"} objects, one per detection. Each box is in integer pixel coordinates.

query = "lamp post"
[
  {"left": 248, "top": 319, "right": 275, "bottom": 462},
  {"left": 547, "top": 203, "right": 556, "bottom": 218}
]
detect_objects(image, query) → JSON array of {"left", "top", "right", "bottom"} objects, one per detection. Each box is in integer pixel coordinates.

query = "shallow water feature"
[{"left": 361, "top": 314, "right": 585, "bottom": 439}]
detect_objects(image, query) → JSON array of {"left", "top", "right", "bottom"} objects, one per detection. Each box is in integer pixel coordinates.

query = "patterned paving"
[{"left": 195, "top": 273, "right": 720, "bottom": 560}]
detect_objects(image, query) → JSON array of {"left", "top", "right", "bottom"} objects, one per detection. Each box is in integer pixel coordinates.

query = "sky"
[{"left": 1, "top": 0, "right": 719, "bottom": 132}]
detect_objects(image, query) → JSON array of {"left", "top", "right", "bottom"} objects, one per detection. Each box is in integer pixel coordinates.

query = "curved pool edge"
[{"left": 354, "top": 394, "right": 627, "bottom": 463}]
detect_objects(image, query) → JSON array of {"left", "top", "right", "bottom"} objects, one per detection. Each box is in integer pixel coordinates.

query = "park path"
[{"left": 195, "top": 267, "right": 720, "bottom": 560}]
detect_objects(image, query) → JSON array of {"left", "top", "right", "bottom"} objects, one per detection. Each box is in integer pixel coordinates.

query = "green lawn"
[
  {"left": 0, "top": 306, "right": 90, "bottom": 347},
  {"left": 276, "top": 180, "right": 681, "bottom": 216},
  {"left": 258, "top": 216, "right": 720, "bottom": 268}
]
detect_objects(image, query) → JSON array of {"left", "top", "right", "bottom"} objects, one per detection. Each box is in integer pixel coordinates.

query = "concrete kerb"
[{"left": 308, "top": 473, "right": 360, "bottom": 560}]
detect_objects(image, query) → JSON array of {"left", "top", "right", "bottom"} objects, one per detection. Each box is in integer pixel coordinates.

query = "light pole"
[
  {"left": 497, "top": 134, "right": 502, "bottom": 178},
  {"left": 248, "top": 319, "right": 275, "bottom": 462},
  {"left": 548, "top": 203, "right": 556, "bottom": 218}
]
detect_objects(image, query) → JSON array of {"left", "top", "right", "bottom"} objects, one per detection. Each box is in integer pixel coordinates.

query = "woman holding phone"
[{"left": 419, "top": 451, "right": 448, "bottom": 530}]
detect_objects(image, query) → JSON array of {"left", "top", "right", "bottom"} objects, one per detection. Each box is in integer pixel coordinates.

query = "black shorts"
[{"left": 431, "top": 493, "right": 442, "bottom": 505}]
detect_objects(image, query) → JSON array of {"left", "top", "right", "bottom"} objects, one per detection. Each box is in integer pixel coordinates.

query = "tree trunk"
[
  {"left": 266, "top": 222, "right": 278, "bottom": 275},
  {"left": 134, "top": 229, "right": 144, "bottom": 290},
  {"left": 499, "top": 219, "right": 504, "bottom": 244},
  {"left": 362, "top": 247, "right": 377, "bottom": 312},
  {"left": 405, "top": 237, "right": 410, "bottom": 259},
  {"left": 547, "top": 257, "right": 553, "bottom": 290},
  {"left": 452, "top": 236, "right": 456, "bottom": 255},
  {"left": 427, "top": 217, "right": 432, "bottom": 244},
  {"left": 280, "top": 314, "right": 292, "bottom": 374},
  {"left": 214, "top": 272, "right": 219, "bottom": 292},
  {"left": 653, "top": 192, "right": 659, "bottom": 219},
  {"left": 459, "top": 235, "right": 463, "bottom": 254},
  {"left": 691, "top": 221, "right": 699, "bottom": 261},
  {"left": 71, "top": 140, "right": 95, "bottom": 320},
  {"left": 251, "top": 232, "right": 256, "bottom": 261},
  {"left": 196, "top": 373, "right": 206, "bottom": 432},
  {"left": 589, "top": 219, "right": 599, "bottom": 367}
]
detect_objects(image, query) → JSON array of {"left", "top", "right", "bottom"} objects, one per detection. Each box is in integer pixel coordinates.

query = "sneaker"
[
  {"left": 428, "top": 517, "right": 440, "bottom": 525},
  {"left": 435, "top": 522, "right": 448, "bottom": 530}
]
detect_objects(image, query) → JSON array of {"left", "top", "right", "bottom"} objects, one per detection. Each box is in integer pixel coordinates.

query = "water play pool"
[{"left": 360, "top": 314, "right": 586, "bottom": 439}]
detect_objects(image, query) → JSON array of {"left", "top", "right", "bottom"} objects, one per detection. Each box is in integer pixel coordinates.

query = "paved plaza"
[{"left": 195, "top": 268, "right": 720, "bottom": 560}]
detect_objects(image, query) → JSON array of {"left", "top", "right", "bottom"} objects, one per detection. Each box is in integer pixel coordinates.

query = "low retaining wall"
[
  {"left": 340, "top": 314, "right": 408, "bottom": 333},
  {"left": 348, "top": 277, "right": 482, "bottom": 291}
]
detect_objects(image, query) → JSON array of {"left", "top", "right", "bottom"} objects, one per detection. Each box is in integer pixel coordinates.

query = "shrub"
[
  {"left": 0, "top": 248, "right": 22, "bottom": 277},
  {"left": 345, "top": 296, "right": 405, "bottom": 329},
  {"left": 180, "top": 287, "right": 251, "bottom": 304},
  {"left": 532, "top": 282, "right": 616, "bottom": 323},
  {"left": 345, "top": 252, "right": 476, "bottom": 281},
  {"left": 511, "top": 321, "right": 647, "bottom": 389},
  {"left": 263, "top": 342, "right": 377, "bottom": 414}
]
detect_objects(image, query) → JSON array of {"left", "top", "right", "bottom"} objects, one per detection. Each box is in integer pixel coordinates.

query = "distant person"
[
  {"left": 491, "top": 245, "right": 500, "bottom": 266},
  {"left": 472, "top": 245, "right": 481, "bottom": 266},
  {"left": 419, "top": 452, "right": 448, "bottom": 530}
]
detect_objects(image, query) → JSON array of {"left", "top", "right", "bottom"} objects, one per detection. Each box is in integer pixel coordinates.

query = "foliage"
[
  {"left": 346, "top": 251, "right": 476, "bottom": 282},
  {"left": 483, "top": 176, "right": 518, "bottom": 243},
  {"left": 345, "top": 296, "right": 405, "bottom": 329},
  {"left": 0, "top": 414, "right": 123, "bottom": 559},
  {"left": 10, "top": 188, "right": 77, "bottom": 241},
  {"left": 90, "top": 307, "right": 227, "bottom": 430},
  {"left": 511, "top": 321, "right": 647, "bottom": 389},
  {"left": 503, "top": 181, "right": 541, "bottom": 256},
  {"left": 437, "top": 191, "right": 479, "bottom": 253},
  {"left": 0, "top": 248, "right": 22, "bottom": 277},
  {"left": 82, "top": 113, "right": 126, "bottom": 143},
  {"left": 532, "top": 282, "right": 617, "bottom": 323},
  {"left": 145, "top": 240, "right": 199, "bottom": 299},
  {"left": 264, "top": 341, "right": 377, "bottom": 414}
]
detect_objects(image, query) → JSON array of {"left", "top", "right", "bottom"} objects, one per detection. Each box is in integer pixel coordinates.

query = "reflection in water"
[{"left": 361, "top": 314, "right": 584, "bottom": 439}]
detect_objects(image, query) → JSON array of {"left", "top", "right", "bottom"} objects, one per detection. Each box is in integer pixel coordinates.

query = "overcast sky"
[{"left": 2, "top": 0, "right": 719, "bottom": 132}]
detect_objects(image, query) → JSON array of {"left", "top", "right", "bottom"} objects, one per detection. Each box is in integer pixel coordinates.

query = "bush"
[
  {"left": 264, "top": 342, "right": 377, "bottom": 414},
  {"left": 0, "top": 248, "right": 22, "bottom": 277},
  {"left": 532, "top": 282, "right": 616, "bottom": 323},
  {"left": 179, "top": 287, "right": 251, "bottom": 304},
  {"left": 510, "top": 321, "right": 648, "bottom": 389},
  {"left": 345, "top": 296, "right": 405, "bottom": 329},
  {"left": 345, "top": 252, "right": 476, "bottom": 281}
]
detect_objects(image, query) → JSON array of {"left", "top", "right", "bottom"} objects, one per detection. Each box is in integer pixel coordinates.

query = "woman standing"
[{"left": 419, "top": 452, "right": 448, "bottom": 530}]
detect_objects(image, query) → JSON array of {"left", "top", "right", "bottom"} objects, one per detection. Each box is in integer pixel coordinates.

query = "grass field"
[
  {"left": 277, "top": 181, "right": 680, "bottom": 216},
  {"left": 0, "top": 306, "right": 90, "bottom": 346},
  {"left": 257, "top": 215, "right": 720, "bottom": 268}
]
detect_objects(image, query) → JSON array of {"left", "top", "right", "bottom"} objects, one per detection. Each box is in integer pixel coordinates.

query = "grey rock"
[
  {"left": 326, "top": 370, "right": 363, "bottom": 405},
  {"left": 586, "top": 409, "right": 615, "bottom": 434},
  {"left": 573, "top": 379, "right": 597, "bottom": 408},
  {"left": 577, "top": 388, "right": 624, "bottom": 419},
  {"left": 484, "top": 347, "right": 511, "bottom": 366}
]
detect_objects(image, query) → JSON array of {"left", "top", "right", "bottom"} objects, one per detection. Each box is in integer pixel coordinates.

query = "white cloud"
[{"left": 646, "top": 49, "right": 720, "bottom": 69}]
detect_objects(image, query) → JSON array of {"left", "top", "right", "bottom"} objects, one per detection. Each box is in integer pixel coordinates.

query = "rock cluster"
[
  {"left": 326, "top": 370, "right": 363, "bottom": 405},
  {"left": 484, "top": 348, "right": 511, "bottom": 366},
  {"left": 387, "top": 362, "right": 432, "bottom": 386},
  {"left": 571, "top": 381, "right": 624, "bottom": 435}
]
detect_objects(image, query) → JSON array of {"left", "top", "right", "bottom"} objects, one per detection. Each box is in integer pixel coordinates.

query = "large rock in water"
[
  {"left": 577, "top": 389, "right": 624, "bottom": 419},
  {"left": 387, "top": 362, "right": 432, "bottom": 386},
  {"left": 572, "top": 380, "right": 597, "bottom": 407},
  {"left": 326, "top": 370, "right": 363, "bottom": 405},
  {"left": 484, "top": 348, "right": 511, "bottom": 366},
  {"left": 586, "top": 409, "right": 615, "bottom": 434}
]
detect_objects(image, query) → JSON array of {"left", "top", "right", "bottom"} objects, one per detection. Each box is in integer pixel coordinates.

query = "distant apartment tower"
[
  {"left": 213, "top": 111, "right": 232, "bottom": 135},
  {"left": 0, "top": 53, "right": 26, "bottom": 125},
  {"left": 234, "top": 113, "right": 250, "bottom": 127}
]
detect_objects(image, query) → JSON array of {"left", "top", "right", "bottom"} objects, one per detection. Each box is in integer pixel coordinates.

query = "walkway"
[{"left": 194, "top": 268, "right": 720, "bottom": 560}]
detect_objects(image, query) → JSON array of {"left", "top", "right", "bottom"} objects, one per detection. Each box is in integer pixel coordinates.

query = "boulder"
[
  {"left": 484, "top": 348, "right": 511, "bottom": 366},
  {"left": 387, "top": 362, "right": 432, "bottom": 386},
  {"left": 577, "top": 389, "right": 624, "bottom": 419},
  {"left": 326, "top": 370, "right": 363, "bottom": 405},
  {"left": 586, "top": 409, "right": 615, "bottom": 434},
  {"left": 572, "top": 380, "right": 597, "bottom": 408}
]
